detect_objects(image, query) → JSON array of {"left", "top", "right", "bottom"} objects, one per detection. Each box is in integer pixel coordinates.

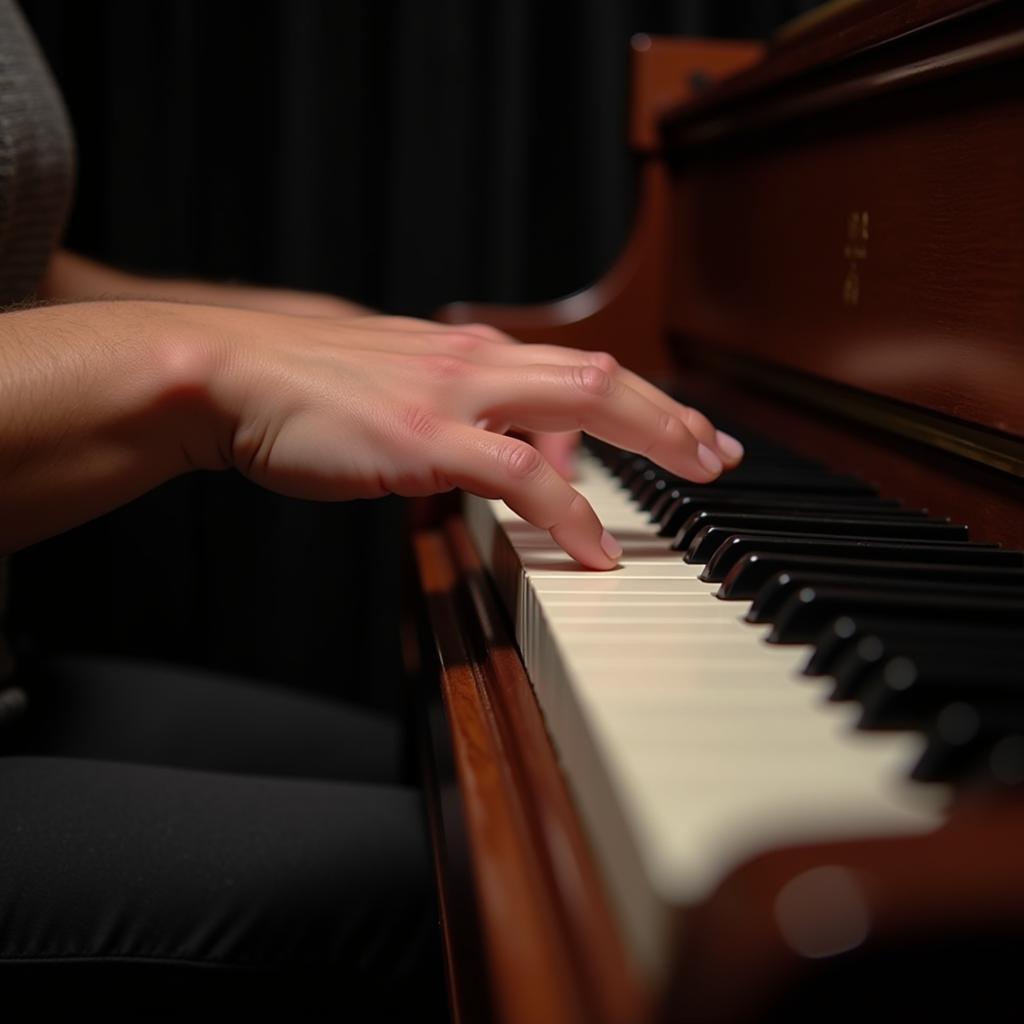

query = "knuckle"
[
  {"left": 464, "top": 323, "right": 507, "bottom": 344},
  {"left": 497, "top": 439, "right": 544, "bottom": 482},
  {"left": 682, "top": 405, "right": 713, "bottom": 434},
  {"left": 570, "top": 364, "right": 614, "bottom": 399},
  {"left": 658, "top": 413, "right": 689, "bottom": 444},
  {"left": 566, "top": 490, "right": 589, "bottom": 520},
  {"left": 587, "top": 350, "right": 619, "bottom": 375},
  {"left": 442, "top": 330, "right": 482, "bottom": 355}
]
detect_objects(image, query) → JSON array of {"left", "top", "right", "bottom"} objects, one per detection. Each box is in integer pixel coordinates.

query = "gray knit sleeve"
[{"left": 0, "top": 0, "right": 76, "bottom": 306}]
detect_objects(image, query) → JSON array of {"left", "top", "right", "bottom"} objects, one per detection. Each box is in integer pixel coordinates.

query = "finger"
[
  {"left": 346, "top": 314, "right": 443, "bottom": 333},
  {"left": 434, "top": 424, "right": 621, "bottom": 570},
  {"left": 530, "top": 430, "right": 580, "bottom": 480},
  {"left": 461, "top": 342, "right": 744, "bottom": 468},
  {"left": 449, "top": 322, "right": 515, "bottom": 345},
  {"left": 600, "top": 370, "right": 743, "bottom": 467},
  {"left": 345, "top": 318, "right": 517, "bottom": 361},
  {"left": 468, "top": 362, "right": 723, "bottom": 482}
]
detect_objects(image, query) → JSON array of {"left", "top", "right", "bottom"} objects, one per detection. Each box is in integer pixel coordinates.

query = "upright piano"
[{"left": 407, "top": 2, "right": 1024, "bottom": 1021}]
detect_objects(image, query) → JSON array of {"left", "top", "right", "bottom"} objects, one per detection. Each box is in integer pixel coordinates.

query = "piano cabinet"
[{"left": 408, "top": 5, "right": 1024, "bottom": 1022}]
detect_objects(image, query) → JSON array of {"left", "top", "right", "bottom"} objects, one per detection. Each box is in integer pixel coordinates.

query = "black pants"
[{"left": 0, "top": 656, "right": 444, "bottom": 1021}]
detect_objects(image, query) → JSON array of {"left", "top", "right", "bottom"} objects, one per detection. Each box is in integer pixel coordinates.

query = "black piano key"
[
  {"left": 746, "top": 572, "right": 1023, "bottom": 625},
  {"left": 686, "top": 470, "right": 876, "bottom": 495},
  {"left": 653, "top": 485, "right": 903, "bottom": 515},
  {"left": 641, "top": 478, "right": 678, "bottom": 514},
  {"left": 912, "top": 703, "right": 1024, "bottom": 783},
  {"left": 656, "top": 492, "right": 909, "bottom": 535},
  {"left": 634, "top": 474, "right": 848, "bottom": 513},
  {"left": 804, "top": 617, "right": 1023, "bottom": 679},
  {"left": 689, "top": 528, "right": 975, "bottom": 568},
  {"left": 738, "top": 464, "right": 840, "bottom": 481},
  {"left": 679, "top": 515, "right": 969, "bottom": 560},
  {"left": 588, "top": 430, "right": 827, "bottom": 475},
  {"left": 699, "top": 534, "right": 1019, "bottom": 583},
  {"left": 592, "top": 434, "right": 881, "bottom": 506},
  {"left": 827, "top": 634, "right": 1024, "bottom": 708},
  {"left": 615, "top": 456, "right": 876, "bottom": 494},
  {"left": 857, "top": 650, "right": 1024, "bottom": 730},
  {"left": 768, "top": 587, "right": 1024, "bottom": 645},
  {"left": 630, "top": 468, "right": 664, "bottom": 500},
  {"left": 618, "top": 457, "right": 653, "bottom": 487},
  {"left": 675, "top": 512, "right": 962, "bottom": 561},
  {"left": 828, "top": 634, "right": 898, "bottom": 701},
  {"left": 718, "top": 554, "right": 1024, "bottom": 601}
]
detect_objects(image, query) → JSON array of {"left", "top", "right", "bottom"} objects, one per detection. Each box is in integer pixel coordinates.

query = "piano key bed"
[{"left": 463, "top": 430, "right": 1024, "bottom": 986}]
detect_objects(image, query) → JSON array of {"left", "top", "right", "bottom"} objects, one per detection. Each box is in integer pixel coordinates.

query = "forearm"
[
  {"left": 0, "top": 298, "right": 742, "bottom": 569},
  {"left": 40, "top": 249, "right": 371, "bottom": 318},
  {"left": 0, "top": 300, "right": 226, "bottom": 552}
]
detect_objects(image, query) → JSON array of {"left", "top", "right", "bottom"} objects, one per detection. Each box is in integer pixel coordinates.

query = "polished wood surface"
[
  {"left": 663, "top": 0, "right": 1024, "bottom": 441},
  {"left": 628, "top": 36, "right": 764, "bottom": 154},
  {"left": 664, "top": 0, "right": 1024, "bottom": 135},
  {"left": 673, "top": 357, "right": 1024, "bottom": 549},
  {"left": 663, "top": 795, "right": 1024, "bottom": 1023},
  {"left": 411, "top": 7, "right": 1024, "bottom": 1022},
  {"left": 414, "top": 521, "right": 648, "bottom": 1024}
]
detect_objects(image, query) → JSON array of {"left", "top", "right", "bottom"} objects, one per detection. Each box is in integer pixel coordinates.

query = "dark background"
[{"left": 12, "top": 0, "right": 822, "bottom": 708}]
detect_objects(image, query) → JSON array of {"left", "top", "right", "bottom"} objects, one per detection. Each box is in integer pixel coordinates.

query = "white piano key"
[{"left": 463, "top": 452, "right": 947, "bottom": 984}]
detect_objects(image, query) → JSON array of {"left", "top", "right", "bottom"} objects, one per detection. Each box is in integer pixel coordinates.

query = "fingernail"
[
  {"left": 716, "top": 430, "right": 744, "bottom": 461},
  {"left": 697, "top": 443, "right": 723, "bottom": 475},
  {"left": 600, "top": 528, "right": 623, "bottom": 562}
]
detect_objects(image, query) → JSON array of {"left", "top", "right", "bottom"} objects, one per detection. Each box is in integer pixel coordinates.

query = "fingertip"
[
  {"left": 600, "top": 528, "right": 623, "bottom": 562},
  {"left": 716, "top": 430, "right": 744, "bottom": 465},
  {"left": 697, "top": 443, "right": 723, "bottom": 476},
  {"left": 550, "top": 517, "right": 621, "bottom": 571}
]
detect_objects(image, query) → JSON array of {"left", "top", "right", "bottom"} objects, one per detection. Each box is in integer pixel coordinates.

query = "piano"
[{"left": 406, "top": 2, "right": 1024, "bottom": 1021}]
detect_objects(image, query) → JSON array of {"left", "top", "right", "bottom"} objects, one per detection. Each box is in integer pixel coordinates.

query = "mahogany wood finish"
[
  {"left": 662, "top": 797, "right": 1024, "bottom": 1023},
  {"left": 663, "top": 0, "right": 1024, "bottom": 441},
  {"left": 411, "top": 4, "right": 1024, "bottom": 1022},
  {"left": 628, "top": 36, "right": 765, "bottom": 154},
  {"left": 665, "top": 0, "right": 1023, "bottom": 120},
  {"left": 674, "top": 358, "right": 1024, "bottom": 549},
  {"left": 435, "top": 38, "right": 762, "bottom": 381},
  {"left": 413, "top": 521, "right": 648, "bottom": 1024}
]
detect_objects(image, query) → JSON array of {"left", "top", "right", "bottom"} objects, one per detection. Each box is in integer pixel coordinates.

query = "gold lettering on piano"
[{"left": 843, "top": 210, "right": 869, "bottom": 306}]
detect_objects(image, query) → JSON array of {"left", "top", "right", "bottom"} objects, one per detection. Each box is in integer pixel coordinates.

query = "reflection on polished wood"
[
  {"left": 414, "top": 523, "right": 648, "bottom": 1024},
  {"left": 410, "top": 3, "right": 1024, "bottom": 1021}
]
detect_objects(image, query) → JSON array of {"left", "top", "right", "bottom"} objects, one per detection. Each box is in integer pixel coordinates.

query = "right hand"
[{"left": 182, "top": 307, "right": 743, "bottom": 569}]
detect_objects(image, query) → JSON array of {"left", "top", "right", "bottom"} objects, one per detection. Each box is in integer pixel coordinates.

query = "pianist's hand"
[
  {"left": 0, "top": 302, "right": 742, "bottom": 567},
  {"left": 201, "top": 309, "right": 742, "bottom": 569},
  {"left": 38, "top": 250, "right": 643, "bottom": 486}
]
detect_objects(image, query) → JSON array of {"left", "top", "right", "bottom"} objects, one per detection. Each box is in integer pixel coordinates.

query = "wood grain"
[
  {"left": 412, "top": 8, "right": 1024, "bottom": 1023},
  {"left": 664, "top": 0, "right": 1024, "bottom": 441},
  {"left": 413, "top": 524, "right": 649, "bottom": 1024}
]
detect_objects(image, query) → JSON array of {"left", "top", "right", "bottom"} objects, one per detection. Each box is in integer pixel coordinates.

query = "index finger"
[{"left": 434, "top": 423, "right": 621, "bottom": 570}]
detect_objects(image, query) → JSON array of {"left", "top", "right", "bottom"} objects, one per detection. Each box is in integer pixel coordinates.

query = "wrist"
[
  {"left": 125, "top": 300, "right": 237, "bottom": 474},
  {"left": 0, "top": 299, "right": 234, "bottom": 550}
]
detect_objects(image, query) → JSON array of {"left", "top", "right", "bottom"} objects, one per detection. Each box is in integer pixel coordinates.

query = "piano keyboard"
[{"left": 464, "top": 433, "right": 1024, "bottom": 984}]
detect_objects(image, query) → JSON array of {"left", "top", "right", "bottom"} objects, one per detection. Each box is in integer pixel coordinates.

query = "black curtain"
[{"left": 12, "top": 0, "right": 822, "bottom": 707}]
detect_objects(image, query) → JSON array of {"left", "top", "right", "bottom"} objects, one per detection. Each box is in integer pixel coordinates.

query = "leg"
[
  {"left": 0, "top": 755, "right": 444, "bottom": 1020},
  {"left": 11, "top": 654, "right": 406, "bottom": 783}
]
